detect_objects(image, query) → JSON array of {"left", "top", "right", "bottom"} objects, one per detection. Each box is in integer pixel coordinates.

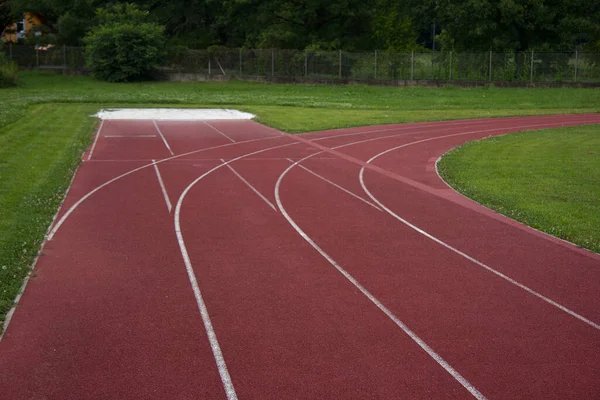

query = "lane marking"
[
  {"left": 275, "top": 156, "right": 487, "bottom": 400},
  {"left": 204, "top": 121, "right": 236, "bottom": 143},
  {"left": 309, "top": 114, "right": 597, "bottom": 143},
  {"left": 0, "top": 160, "right": 81, "bottom": 343},
  {"left": 359, "top": 144, "right": 600, "bottom": 331},
  {"left": 104, "top": 135, "right": 157, "bottom": 138},
  {"left": 153, "top": 120, "right": 175, "bottom": 155},
  {"left": 152, "top": 159, "right": 172, "bottom": 213},
  {"left": 47, "top": 136, "right": 282, "bottom": 240},
  {"left": 87, "top": 119, "right": 104, "bottom": 161},
  {"left": 175, "top": 141, "right": 298, "bottom": 400},
  {"left": 222, "top": 159, "right": 277, "bottom": 211},
  {"left": 434, "top": 156, "right": 600, "bottom": 261},
  {"left": 286, "top": 158, "right": 381, "bottom": 211}
]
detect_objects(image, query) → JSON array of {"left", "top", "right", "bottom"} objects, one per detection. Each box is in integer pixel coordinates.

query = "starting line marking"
[
  {"left": 222, "top": 159, "right": 277, "bottom": 211},
  {"left": 204, "top": 121, "right": 236, "bottom": 143},
  {"left": 152, "top": 120, "right": 175, "bottom": 156},
  {"left": 152, "top": 159, "right": 172, "bottom": 213}
]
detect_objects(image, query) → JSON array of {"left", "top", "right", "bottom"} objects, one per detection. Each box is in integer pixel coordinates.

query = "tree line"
[{"left": 2, "top": 0, "right": 599, "bottom": 52}]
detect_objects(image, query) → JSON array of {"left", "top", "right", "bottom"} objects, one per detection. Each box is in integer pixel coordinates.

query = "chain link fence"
[{"left": 3, "top": 44, "right": 600, "bottom": 83}]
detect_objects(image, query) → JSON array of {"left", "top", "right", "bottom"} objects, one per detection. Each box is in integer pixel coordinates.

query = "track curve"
[{"left": 1, "top": 115, "right": 599, "bottom": 400}]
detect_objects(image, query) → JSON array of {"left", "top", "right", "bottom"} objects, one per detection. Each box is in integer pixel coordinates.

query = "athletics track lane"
[{"left": 0, "top": 114, "right": 599, "bottom": 399}]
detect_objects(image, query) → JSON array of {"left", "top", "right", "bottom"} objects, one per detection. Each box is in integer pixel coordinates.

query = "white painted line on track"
[
  {"left": 87, "top": 119, "right": 104, "bottom": 161},
  {"left": 359, "top": 137, "right": 600, "bottom": 331},
  {"left": 203, "top": 121, "right": 236, "bottom": 143},
  {"left": 152, "top": 159, "right": 172, "bottom": 213},
  {"left": 222, "top": 159, "right": 277, "bottom": 211},
  {"left": 0, "top": 157, "right": 81, "bottom": 342},
  {"left": 309, "top": 114, "right": 596, "bottom": 143},
  {"left": 285, "top": 158, "right": 381, "bottom": 211},
  {"left": 53, "top": 117, "right": 597, "bottom": 241},
  {"left": 104, "top": 135, "right": 157, "bottom": 138},
  {"left": 275, "top": 156, "right": 487, "bottom": 400},
  {"left": 152, "top": 120, "right": 175, "bottom": 156},
  {"left": 47, "top": 136, "right": 281, "bottom": 240},
  {"left": 174, "top": 141, "right": 298, "bottom": 400}
]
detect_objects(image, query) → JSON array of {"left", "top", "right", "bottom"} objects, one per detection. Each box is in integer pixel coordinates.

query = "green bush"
[
  {"left": 0, "top": 53, "right": 18, "bottom": 87},
  {"left": 84, "top": 4, "right": 165, "bottom": 82}
]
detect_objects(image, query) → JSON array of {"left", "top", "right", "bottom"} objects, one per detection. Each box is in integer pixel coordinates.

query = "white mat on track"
[{"left": 94, "top": 108, "right": 255, "bottom": 120}]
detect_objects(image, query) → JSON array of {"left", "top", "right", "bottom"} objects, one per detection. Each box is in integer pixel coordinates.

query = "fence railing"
[{"left": 3, "top": 44, "right": 600, "bottom": 83}]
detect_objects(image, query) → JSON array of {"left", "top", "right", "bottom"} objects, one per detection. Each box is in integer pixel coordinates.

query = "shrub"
[
  {"left": 0, "top": 53, "right": 18, "bottom": 87},
  {"left": 84, "top": 4, "right": 165, "bottom": 82}
]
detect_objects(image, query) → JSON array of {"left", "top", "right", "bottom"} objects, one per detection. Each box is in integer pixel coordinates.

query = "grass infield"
[
  {"left": 438, "top": 125, "right": 600, "bottom": 254},
  {"left": 0, "top": 71, "right": 598, "bottom": 326}
]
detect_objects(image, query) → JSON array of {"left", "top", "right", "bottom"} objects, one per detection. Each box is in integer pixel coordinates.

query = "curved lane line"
[
  {"left": 47, "top": 136, "right": 281, "bottom": 240},
  {"left": 309, "top": 114, "right": 595, "bottom": 143},
  {"left": 275, "top": 154, "right": 488, "bottom": 400},
  {"left": 174, "top": 141, "right": 298, "bottom": 400},
  {"left": 358, "top": 128, "right": 600, "bottom": 330}
]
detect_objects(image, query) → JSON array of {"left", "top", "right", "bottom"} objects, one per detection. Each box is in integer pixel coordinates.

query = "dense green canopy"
[{"left": 4, "top": 0, "right": 599, "bottom": 51}]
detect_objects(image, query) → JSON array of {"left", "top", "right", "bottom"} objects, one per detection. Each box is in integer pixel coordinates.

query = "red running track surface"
[{"left": 1, "top": 115, "right": 599, "bottom": 399}]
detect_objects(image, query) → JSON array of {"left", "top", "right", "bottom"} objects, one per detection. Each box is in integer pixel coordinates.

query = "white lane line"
[
  {"left": 174, "top": 141, "right": 298, "bottom": 400},
  {"left": 153, "top": 120, "right": 175, "bottom": 155},
  {"left": 275, "top": 156, "right": 487, "bottom": 400},
  {"left": 87, "top": 119, "right": 104, "bottom": 161},
  {"left": 47, "top": 136, "right": 282, "bottom": 240},
  {"left": 285, "top": 158, "right": 381, "bottom": 211},
  {"left": 221, "top": 159, "right": 277, "bottom": 211},
  {"left": 359, "top": 145, "right": 600, "bottom": 331},
  {"left": 309, "top": 114, "right": 595, "bottom": 143},
  {"left": 152, "top": 159, "right": 172, "bottom": 213},
  {"left": 204, "top": 121, "right": 236, "bottom": 143},
  {"left": 105, "top": 135, "right": 157, "bottom": 138}
]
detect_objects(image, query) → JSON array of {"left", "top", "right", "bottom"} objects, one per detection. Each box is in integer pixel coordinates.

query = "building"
[{"left": 2, "top": 12, "right": 44, "bottom": 42}]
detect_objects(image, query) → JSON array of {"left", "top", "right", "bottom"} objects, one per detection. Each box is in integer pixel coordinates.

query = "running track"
[{"left": 1, "top": 114, "right": 599, "bottom": 399}]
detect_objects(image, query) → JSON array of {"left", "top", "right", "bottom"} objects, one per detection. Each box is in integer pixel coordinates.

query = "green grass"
[
  {"left": 2, "top": 71, "right": 600, "bottom": 132},
  {"left": 0, "top": 104, "right": 97, "bottom": 324},
  {"left": 0, "top": 70, "right": 599, "bottom": 327},
  {"left": 438, "top": 125, "right": 600, "bottom": 254}
]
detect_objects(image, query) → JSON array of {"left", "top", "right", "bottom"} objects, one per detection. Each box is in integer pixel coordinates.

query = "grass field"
[
  {"left": 438, "top": 125, "right": 600, "bottom": 253},
  {"left": 0, "top": 70, "right": 598, "bottom": 327}
]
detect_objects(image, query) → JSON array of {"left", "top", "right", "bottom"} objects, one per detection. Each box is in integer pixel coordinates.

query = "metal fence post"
[
  {"left": 305, "top": 51, "right": 308, "bottom": 78},
  {"left": 374, "top": 50, "right": 377, "bottom": 79},
  {"left": 208, "top": 56, "right": 211, "bottom": 76},
  {"left": 63, "top": 44, "right": 67, "bottom": 70},
  {"left": 449, "top": 51, "right": 452, "bottom": 80},
  {"left": 8, "top": 42, "right": 12, "bottom": 63},
  {"left": 574, "top": 50, "right": 579, "bottom": 82},
  {"left": 530, "top": 50, "right": 534, "bottom": 83},
  {"left": 271, "top": 49, "right": 275, "bottom": 77},
  {"left": 36, "top": 48, "right": 39, "bottom": 67},
  {"left": 489, "top": 51, "right": 492, "bottom": 82},
  {"left": 239, "top": 48, "right": 242, "bottom": 75},
  {"left": 411, "top": 51, "right": 414, "bottom": 80},
  {"left": 339, "top": 50, "right": 342, "bottom": 79}
]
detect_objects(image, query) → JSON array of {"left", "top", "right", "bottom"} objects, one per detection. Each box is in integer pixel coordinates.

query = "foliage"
[
  {"left": 1, "top": 1, "right": 15, "bottom": 35},
  {"left": 6, "top": 0, "right": 600, "bottom": 52},
  {"left": 0, "top": 53, "right": 18, "bottom": 87},
  {"left": 84, "top": 3, "right": 165, "bottom": 82},
  {"left": 436, "top": 0, "right": 600, "bottom": 52}
]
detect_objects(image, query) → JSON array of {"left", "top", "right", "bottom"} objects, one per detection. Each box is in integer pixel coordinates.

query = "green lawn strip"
[
  {"left": 438, "top": 125, "right": 600, "bottom": 254},
  {"left": 0, "top": 103, "right": 97, "bottom": 323},
  {"left": 2, "top": 71, "right": 600, "bottom": 131}
]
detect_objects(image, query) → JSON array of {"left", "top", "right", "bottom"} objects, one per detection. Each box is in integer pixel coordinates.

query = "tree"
[
  {"left": 1, "top": 2, "right": 15, "bottom": 35},
  {"left": 84, "top": 3, "right": 165, "bottom": 82},
  {"left": 435, "top": 0, "right": 599, "bottom": 52}
]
